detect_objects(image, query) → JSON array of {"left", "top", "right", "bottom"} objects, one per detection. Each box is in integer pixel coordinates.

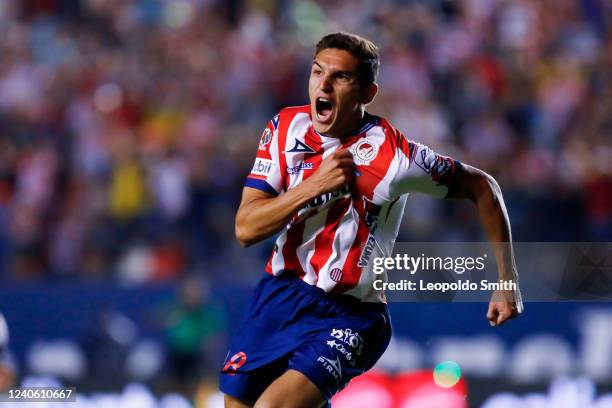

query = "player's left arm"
[{"left": 446, "top": 163, "right": 523, "bottom": 326}]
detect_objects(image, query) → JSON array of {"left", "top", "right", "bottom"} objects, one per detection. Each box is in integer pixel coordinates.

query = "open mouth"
[{"left": 315, "top": 97, "right": 334, "bottom": 123}]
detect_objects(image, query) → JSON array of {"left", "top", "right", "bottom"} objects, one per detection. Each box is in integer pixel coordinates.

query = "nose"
[{"left": 320, "top": 73, "right": 333, "bottom": 93}]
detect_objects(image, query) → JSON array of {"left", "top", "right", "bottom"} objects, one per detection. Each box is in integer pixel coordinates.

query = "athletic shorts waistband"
[{"left": 266, "top": 271, "right": 389, "bottom": 315}]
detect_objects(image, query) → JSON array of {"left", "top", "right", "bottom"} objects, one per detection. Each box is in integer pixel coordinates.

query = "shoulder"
[
  {"left": 277, "top": 105, "right": 311, "bottom": 122},
  {"left": 370, "top": 114, "right": 414, "bottom": 157},
  {"left": 274, "top": 105, "right": 312, "bottom": 136}
]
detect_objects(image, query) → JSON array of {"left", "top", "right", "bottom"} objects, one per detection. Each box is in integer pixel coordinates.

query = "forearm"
[
  {"left": 448, "top": 164, "right": 518, "bottom": 281},
  {"left": 235, "top": 183, "right": 318, "bottom": 247},
  {"left": 448, "top": 164, "right": 523, "bottom": 322},
  {"left": 473, "top": 174, "right": 517, "bottom": 281}
]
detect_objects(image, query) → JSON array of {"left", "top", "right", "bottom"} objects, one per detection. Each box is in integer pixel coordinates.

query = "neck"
[{"left": 321, "top": 108, "right": 367, "bottom": 139}]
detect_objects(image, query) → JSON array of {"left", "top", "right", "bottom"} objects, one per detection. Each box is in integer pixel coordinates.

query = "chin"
[{"left": 313, "top": 122, "right": 334, "bottom": 135}]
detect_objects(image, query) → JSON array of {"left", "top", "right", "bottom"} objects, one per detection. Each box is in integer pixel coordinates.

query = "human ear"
[{"left": 361, "top": 82, "right": 378, "bottom": 104}]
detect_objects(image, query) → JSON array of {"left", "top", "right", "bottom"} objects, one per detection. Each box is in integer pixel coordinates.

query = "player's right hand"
[{"left": 304, "top": 148, "right": 355, "bottom": 197}]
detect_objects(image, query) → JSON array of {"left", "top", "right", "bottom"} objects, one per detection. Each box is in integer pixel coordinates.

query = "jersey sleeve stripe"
[
  {"left": 443, "top": 160, "right": 463, "bottom": 199},
  {"left": 245, "top": 177, "right": 279, "bottom": 196}
]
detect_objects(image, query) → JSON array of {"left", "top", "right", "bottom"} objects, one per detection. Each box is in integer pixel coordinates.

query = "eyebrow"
[{"left": 312, "top": 61, "right": 356, "bottom": 78}]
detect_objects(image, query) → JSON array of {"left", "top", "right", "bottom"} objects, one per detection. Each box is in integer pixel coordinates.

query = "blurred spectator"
[
  {"left": 0, "top": 0, "right": 610, "bottom": 282},
  {"left": 162, "top": 276, "right": 225, "bottom": 388}
]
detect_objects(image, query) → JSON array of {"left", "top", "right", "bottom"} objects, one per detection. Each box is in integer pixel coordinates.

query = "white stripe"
[
  {"left": 286, "top": 113, "right": 313, "bottom": 190},
  {"left": 268, "top": 124, "right": 282, "bottom": 192},
  {"left": 296, "top": 208, "right": 328, "bottom": 285},
  {"left": 271, "top": 229, "right": 287, "bottom": 275},
  {"left": 316, "top": 202, "right": 358, "bottom": 292},
  {"left": 271, "top": 113, "right": 310, "bottom": 275}
]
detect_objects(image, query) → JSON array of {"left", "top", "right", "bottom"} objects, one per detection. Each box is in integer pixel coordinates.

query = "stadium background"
[{"left": 0, "top": 0, "right": 610, "bottom": 406}]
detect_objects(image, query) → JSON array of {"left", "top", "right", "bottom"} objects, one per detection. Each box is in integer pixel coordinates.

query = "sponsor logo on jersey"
[
  {"left": 222, "top": 351, "right": 247, "bottom": 375},
  {"left": 317, "top": 355, "right": 342, "bottom": 382},
  {"left": 330, "top": 328, "right": 364, "bottom": 356},
  {"left": 287, "top": 162, "right": 314, "bottom": 174},
  {"left": 415, "top": 150, "right": 452, "bottom": 176},
  {"left": 306, "top": 185, "right": 350, "bottom": 209},
  {"left": 351, "top": 139, "right": 379, "bottom": 165},
  {"left": 258, "top": 128, "right": 272, "bottom": 150},
  {"left": 358, "top": 235, "right": 377, "bottom": 268},
  {"left": 251, "top": 158, "right": 274, "bottom": 176},
  {"left": 287, "top": 139, "right": 315, "bottom": 153},
  {"left": 358, "top": 197, "right": 382, "bottom": 267}
]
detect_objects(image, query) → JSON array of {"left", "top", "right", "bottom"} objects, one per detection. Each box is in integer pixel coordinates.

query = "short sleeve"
[
  {"left": 244, "top": 114, "right": 282, "bottom": 196},
  {"left": 390, "top": 137, "right": 462, "bottom": 199}
]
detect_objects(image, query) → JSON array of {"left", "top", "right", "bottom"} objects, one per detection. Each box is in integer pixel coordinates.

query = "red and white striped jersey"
[{"left": 245, "top": 105, "right": 461, "bottom": 303}]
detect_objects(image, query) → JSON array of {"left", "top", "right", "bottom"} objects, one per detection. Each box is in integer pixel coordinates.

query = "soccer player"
[{"left": 220, "top": 32, "right": 522, "bottom": 408}]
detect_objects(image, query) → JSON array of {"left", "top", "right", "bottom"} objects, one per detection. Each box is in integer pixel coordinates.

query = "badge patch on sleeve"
[{"left": 259, "top": 128, "right": 272, "bottom": 150}]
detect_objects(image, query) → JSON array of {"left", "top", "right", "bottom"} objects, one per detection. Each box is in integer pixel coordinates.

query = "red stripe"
[
  {"left": 281, "top": 130, "right": 323, "bottom": 279},
  {"left": 309, "top": 197, "right": 352, "bottom": 283},
  {"left": 302, "top": 129, "right": 324, "bottom": 180},
  {"left": 333, "top": 124, "right": 397, "bottom": 293},
  {"left": 277, "top": 109, "right": 290, "bottom": 191},
  {"left": 332, "top": 201, "right": 370, "bottom": 294},
  {"left": 276, "top": 108, "right": 302, "bottom": 275},
  {"left": 282, "top": 222, "right": 306, "bottom": 276}
]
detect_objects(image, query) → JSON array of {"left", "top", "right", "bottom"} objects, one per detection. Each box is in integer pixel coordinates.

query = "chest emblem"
[{"left": 351, "top": 139, "right": 379, "bottom": 166}]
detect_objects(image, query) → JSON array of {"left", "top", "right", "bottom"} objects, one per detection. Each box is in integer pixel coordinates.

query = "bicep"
[
  {"left": 237, "top": 187, "right": 276, "bottom": 215},
  {"left": 446, "top": 163, "right": 497, "bottom": 201}
]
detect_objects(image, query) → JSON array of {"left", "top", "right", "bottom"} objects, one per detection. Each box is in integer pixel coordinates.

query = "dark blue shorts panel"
[{"left": 219, "top": 273, "right": 392, "bottom": 401}]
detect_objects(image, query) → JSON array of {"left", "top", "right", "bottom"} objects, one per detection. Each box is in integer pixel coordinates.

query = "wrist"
[{"left": 295, "top": 178, "right": 321, "bottom": 202}]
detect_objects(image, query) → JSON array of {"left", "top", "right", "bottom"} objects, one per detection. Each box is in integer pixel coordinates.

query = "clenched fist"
[{"left": 302, "top": 149, "right": 355, "bottom": 197}]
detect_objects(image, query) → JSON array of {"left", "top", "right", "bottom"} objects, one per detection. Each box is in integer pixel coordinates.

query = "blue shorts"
[{"left": 219, "top": 272, "right": 392, "bottom": 403}]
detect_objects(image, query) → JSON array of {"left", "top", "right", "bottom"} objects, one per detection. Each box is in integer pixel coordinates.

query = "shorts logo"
[
  {"left": 287, "top": 162, "right": 314, "bottom": 174},
  {"left": 330, "top": 328, "right": 364, "bottom": 356},
  {"left": 259, "top": 128, "right": 272, "bottom": 150},
  {"left": 330, "top": 268, "right": 343, "bottom": 282},
  {"left": 317, "top": 355, "right": 342, "bottom": 382},
  {"left": 251, "top": 158, "right": 274, "bottom": 176},
  {"left": 222, "top": 351, "right": 247, "bottom": 375},
  {"left": 327, "top": 340, "right": 356, "bottom": 366},
  {"left": 351, "top": 139, "right": 379, "bottom": 166}
]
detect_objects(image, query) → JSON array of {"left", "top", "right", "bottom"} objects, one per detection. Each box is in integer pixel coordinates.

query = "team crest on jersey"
[
  {"left": 258, "top": 128, "right": 272, "bottom": 150},
  {"left": 330, "top": 268, "right": 343, "bottom": 282},
  {"left": 351, "top": 139, "right": 379, "bottom": 165},
  {"left": 287, "top": 139, "right": 315, "bottom": 153}
]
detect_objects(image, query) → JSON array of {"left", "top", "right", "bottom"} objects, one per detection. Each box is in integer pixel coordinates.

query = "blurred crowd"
[{"left": 0, "top": 0, "right": 610, "bottom": 282}]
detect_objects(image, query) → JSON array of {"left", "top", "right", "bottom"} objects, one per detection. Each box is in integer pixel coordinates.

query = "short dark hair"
[{"left": 315, "top": 32, "right": 379, "bottom": 88}]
